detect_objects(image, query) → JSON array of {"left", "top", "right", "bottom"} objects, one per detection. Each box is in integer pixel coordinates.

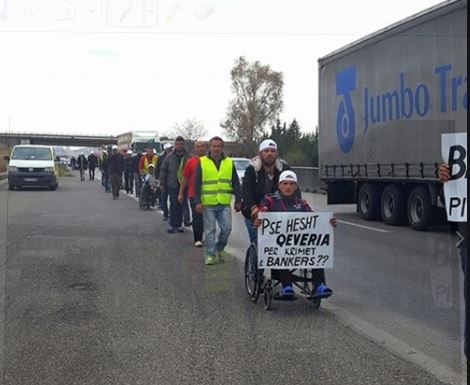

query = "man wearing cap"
[
  {"left": 108, "top": 145, "right": 124, "bottom": 199},
  {"left": 87, "top": 151, "right": 98, "bottom": 181},
  {"left": 124, "top": 149, "right": 134, "bottom": 194},
  {"left": 194, "top": 136, "right": 242, "bottom": 265},
  {"left": 156, "top": 143, "right": 173, "bottom": 220},
  {"left": 160, "top": 136, "right": 190, "bottom": 233},
  {"left": 242, "top": 138, "right": 292, "bottom": 243},
  {"left": 253, "top": 170, "right": 337, "bottom": 298},
  {"left": 132, "top": 150, "right": 143, "bottom": 198},
  {"left": 76, "top": 152, "right": 87, "bottom": 181},
  {"left": 100, "top": 150, "right": 110, "bottom": 192}
]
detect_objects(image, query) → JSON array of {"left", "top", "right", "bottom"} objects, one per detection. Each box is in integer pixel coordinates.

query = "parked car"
[{"left": 232, "top": 157, "right": 250, "bottom": 184}]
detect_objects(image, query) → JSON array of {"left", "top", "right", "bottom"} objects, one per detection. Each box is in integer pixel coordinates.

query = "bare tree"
[
  {"left": 172, "top": 118, "right": 207, "bottom": 141},
  {"left": 221, "top": 56, "right": 283, "bottom": 150}
]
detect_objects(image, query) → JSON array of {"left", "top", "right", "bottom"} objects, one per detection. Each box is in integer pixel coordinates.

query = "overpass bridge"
[{"left": 0, "top": 132, "right": 117, "bottom": 148}]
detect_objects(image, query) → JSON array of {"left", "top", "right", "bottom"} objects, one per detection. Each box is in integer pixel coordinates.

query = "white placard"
[
  {"left": 441, "top": 133, "right": 467, "bottom": 222},
  {"left": 257, "top": 212, "right": 334, "bottom": 269}
]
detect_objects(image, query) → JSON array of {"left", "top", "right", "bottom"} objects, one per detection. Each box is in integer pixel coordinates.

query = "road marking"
[
  {"left": 323, "top": 302, "right": 466, "bottom": 385},
  {"left": 337, "top": 219, "right": 391, "bottom": 233},
  {"left": 224, "top": 244, "right": 466, "bottom": 385}
]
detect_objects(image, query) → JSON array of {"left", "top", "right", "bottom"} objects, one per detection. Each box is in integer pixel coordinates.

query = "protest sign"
[
  {"left": 257, "top": 212, "right": 334, "bottom": 269},
  {"left": 441, "top": 133, "right": 467, "bottom": 222}
]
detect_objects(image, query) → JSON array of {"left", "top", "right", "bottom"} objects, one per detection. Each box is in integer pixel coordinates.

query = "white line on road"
[
  {"left": 224, "top": 244, "right": 466, "bottom": 385},
  {"left": 337, "top": 219, "right": 391, "bottom": 233}
]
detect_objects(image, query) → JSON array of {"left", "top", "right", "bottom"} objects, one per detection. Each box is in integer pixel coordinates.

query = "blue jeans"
[
  {"left": 458, "top": 239, "right": 467, "bottom": 358},
  {"left": 203, "top": 205, "right": 232, "bottom": 256},
  {"left": 244, "top": 217, "right": 257, "bottom": 243}
]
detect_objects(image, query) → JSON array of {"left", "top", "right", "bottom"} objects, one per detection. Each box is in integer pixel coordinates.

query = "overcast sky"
[{"left": 0, "top": 0, "right": 443, "bottom": 139}]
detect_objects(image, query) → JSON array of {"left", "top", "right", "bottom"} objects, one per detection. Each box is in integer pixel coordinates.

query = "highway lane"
[{"left": 0, "top": 175, "right": 464, "bottom": 385}]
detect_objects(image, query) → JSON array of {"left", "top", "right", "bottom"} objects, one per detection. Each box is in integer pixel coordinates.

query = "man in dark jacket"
[
  {"left": 241, "top": 139, "right": 291, "bottom": 242},
  {"left": 160, "top": 137, "right": 190, "bottom": 233},
  {"left": 124, "top": 150, "right": 134, "bottom": 194},
  {"left": 108, "top": 145, "right": 124, "bottom": 199},
  {"left": 156, "top": 143, "right": 173, "bottom": 220},
  {"left": 76, "top": 152, "right": 88, "bottom": 181},
  {"left": 87, "top": 151, "right": 98, "bottom": 181}
]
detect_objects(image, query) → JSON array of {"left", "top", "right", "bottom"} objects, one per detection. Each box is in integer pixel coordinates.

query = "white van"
[{"left": 5, "top": 145, "right": 59, "bottom": 190}]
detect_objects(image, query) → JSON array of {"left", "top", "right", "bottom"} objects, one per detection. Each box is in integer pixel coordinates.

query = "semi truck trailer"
[{"left": 318, "top": 0, "right": 467, "bottom": 231}]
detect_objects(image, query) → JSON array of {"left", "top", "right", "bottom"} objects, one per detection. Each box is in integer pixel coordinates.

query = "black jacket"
[
  {"left": 87, "top": 154, "right": 98, "bottom": 169},
  {"left": 108, "top": 153, "right": 124, "bottom": 174},
  {"left": 241, "top": 156, "right": 290, "bottom": 219},
  {"left": 76, "top": 155, "right": 87, "bottom": 170}
]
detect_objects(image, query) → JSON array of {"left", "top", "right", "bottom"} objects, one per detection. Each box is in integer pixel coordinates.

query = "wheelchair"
[
  {"left": 138, "top": 178, "right": 158, "bottom": 210},
  {"left": 244, "top": 242, "right": 331, "bottom": 310}
]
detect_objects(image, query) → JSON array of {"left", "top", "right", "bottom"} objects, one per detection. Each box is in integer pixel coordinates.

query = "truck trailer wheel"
[
  {"left": 381, "top": 184, "right": 407, "bottom": 225},
  {"left": 358, "top": 183, "right": 381, "bottom": 220},
  {"left": 407, "top": 186, "right": 432, "bottom": 231}
]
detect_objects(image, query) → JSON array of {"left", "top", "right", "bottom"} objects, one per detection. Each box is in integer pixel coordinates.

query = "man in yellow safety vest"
[{"left": 194, "top": 136, "right": 242, "bottom": 265}]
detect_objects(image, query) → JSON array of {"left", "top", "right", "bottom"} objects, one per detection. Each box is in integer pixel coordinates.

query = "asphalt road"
[{"left": 0, "top": 174, "right": 466, "bottom": 385}]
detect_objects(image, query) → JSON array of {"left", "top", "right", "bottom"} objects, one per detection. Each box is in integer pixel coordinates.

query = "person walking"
[
  {"left": 178, "top": 140, "right": 206, "bottom": 247},
  {"left": 108, "top": 145, "right": 124, "bottom": 199},
  {"left": 241, "top": 139, "right": 292, "bottom": 243},
  {"left": 100, "top": 150, "right": 111, "bottom": 192},
  {"left": 160, "top": 136, "right": 190, "bottom": 233},
  {"left": 87, "top": 151, "right": 98, "bottom": 181},
  {"left": 76, "top": 152, "right": 87, "bottom": 181},
  {"left": 124, "top": 150, "right": 134, "bottom": 194},
  {"left": 132, "top": 151, "right": 143, "bottom": 198},
  {"left": 156, "top": 143, "right": 173, "bottom": 221},
  {"left": 439, "top": 162, "right": 467, "bottom": 360},
  {"left": 194, "top": 136, "right": 242, "bottom": 265}
]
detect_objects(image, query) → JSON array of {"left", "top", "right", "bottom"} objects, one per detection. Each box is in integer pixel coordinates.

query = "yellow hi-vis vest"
[
  {"left": 200, "top": 156, "right": 233, "bottom": 206},
  {"left": 144, "top": 155, "right": 158, "bottom": 173}
]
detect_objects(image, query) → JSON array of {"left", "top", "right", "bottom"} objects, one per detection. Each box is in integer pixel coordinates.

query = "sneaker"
[
  {"left": 167, "top": 227, "right": 176, "bottom": 234},
  {"left": 205, "top": 255, "right": 215, "bottom": 265},
  {"left": 162, "top": 215, "right": 168, "bottom": 221},
  {"left": 177, "top": 227, "right": 184, "bottom": 233},
  {"left": 184, "top": 221, "right": 192, "bottom": 227},
  {"left": 281, "top": 283, "right": 295, "bottom": 297},
  {"left": 313, "top": 283, "right": 333, "bottom": 298},
  {"left": 218, "top": 250, "right": 229, "bottom": 262},
  {"left": 194, "top": 241, "right": 203, "bottom": 247}
]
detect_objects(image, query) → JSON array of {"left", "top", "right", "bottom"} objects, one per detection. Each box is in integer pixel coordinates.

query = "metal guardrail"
[{"left": 290, "top": 166, "right": 326, "bottom": 194}]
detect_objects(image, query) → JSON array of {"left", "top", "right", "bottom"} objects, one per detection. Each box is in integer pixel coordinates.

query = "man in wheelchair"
[{"left": 253, "top": 170, "right": 337, "bottom": 298}]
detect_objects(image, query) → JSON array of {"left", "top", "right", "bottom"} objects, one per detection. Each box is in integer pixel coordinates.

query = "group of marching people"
[{"left": 126, "top": 135, "right": 337, "bottom": 299}]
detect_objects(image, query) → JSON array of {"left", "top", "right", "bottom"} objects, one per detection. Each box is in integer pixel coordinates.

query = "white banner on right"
[{"left": 441, "top": 133, "right": 467, "bottom": 222}]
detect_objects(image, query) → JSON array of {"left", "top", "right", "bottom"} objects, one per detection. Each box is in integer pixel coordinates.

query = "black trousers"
[
  {"left": 88, "top": 167, "right": 95, "bottom": 180},
  {"left": 190, "top": 198, "right": 203, "bottom": 242},
  {"left": 124, "top": 172, "right": 134, "bottom": 193}
]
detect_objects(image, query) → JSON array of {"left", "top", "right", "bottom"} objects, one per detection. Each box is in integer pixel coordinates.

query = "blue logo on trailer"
[{"left": 336, "top": 66, "right": 357, "bottom": 154}]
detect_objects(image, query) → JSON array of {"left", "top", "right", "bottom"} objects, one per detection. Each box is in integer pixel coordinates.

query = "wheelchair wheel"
[
  {"left": 301, "top": 269, "right": 322, "bottom": 309},
  {"left": 244, "top": 243, "right": 261, "bottom": 303},
  {"left": 311, "top": 298, "right": 321, "bottom": 309},
  {"left": 263, "top": 280, "right": 273, "bottom": 311}
]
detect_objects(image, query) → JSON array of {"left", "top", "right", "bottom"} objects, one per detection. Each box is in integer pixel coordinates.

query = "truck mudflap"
[{"left": 325, "top": 181, "right": 356, "bottom": 204}]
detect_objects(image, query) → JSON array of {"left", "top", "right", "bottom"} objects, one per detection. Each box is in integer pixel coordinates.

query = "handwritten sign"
[
  {"left": 257, "top": 212, "right": 334, "bottom": 269},
  {"left": 441, "top": 133, "right": 467, "bottom": 222}
]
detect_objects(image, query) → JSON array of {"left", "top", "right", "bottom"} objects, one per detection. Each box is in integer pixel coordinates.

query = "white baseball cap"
[
  {"left": 112, "top": 145, "right": 118, "bottom": 150},
  {"left": 278, "top": 170, "right": 298, "bottom": 184},
  {"left": 164, "top": 143, "right": 173, "bottom": 150},
  {"left": 259, "top": 139, "right": 277, "bottom": 152},
  {"left": 127, "top": 150, "right": 132, "bottom": 154}
]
